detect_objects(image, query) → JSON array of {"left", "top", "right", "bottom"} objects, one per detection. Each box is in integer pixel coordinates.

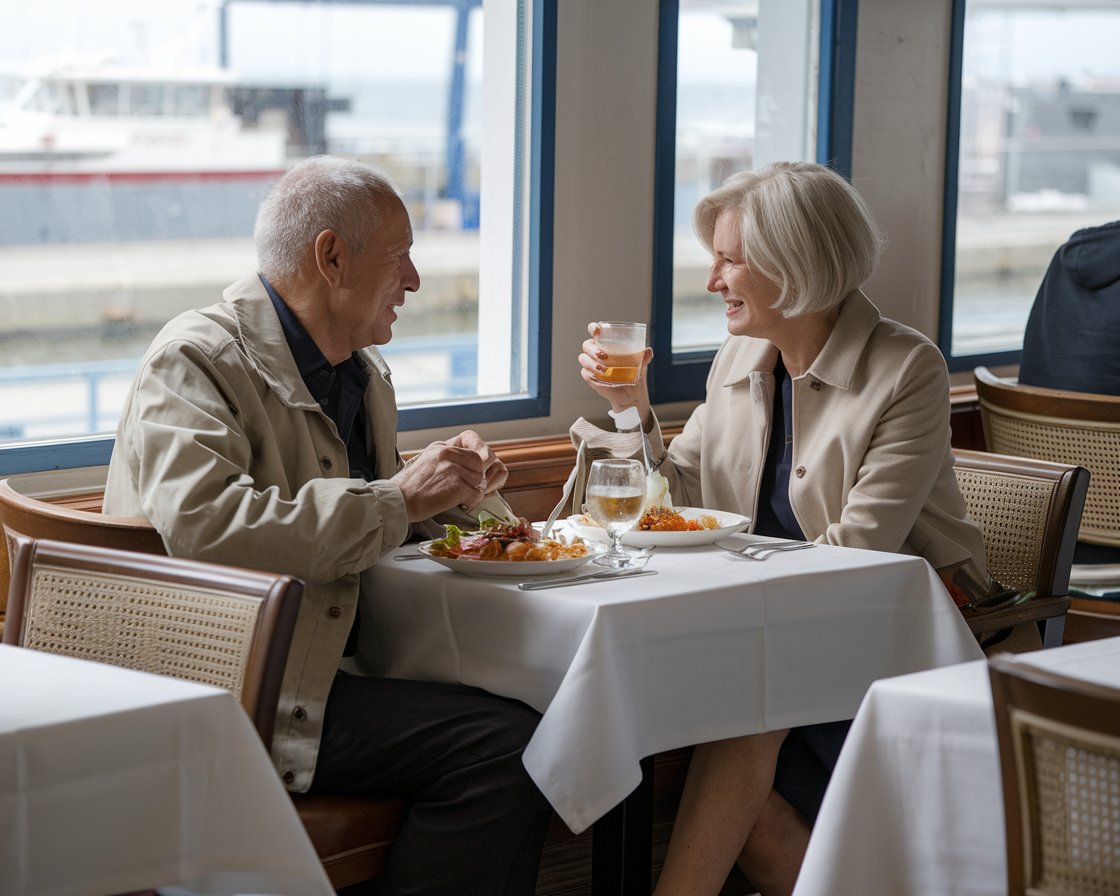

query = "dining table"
[
  {"left": 792, "top": 634, "right": 1120, "bottom": 896},
  {"left": 353, "top": 529, "right": 984, "bottom": 893},
  {"left": 0, "top": 644, "right": 334, "bottom": 896}
]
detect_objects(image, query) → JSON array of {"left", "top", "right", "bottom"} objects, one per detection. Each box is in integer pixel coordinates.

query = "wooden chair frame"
[
  {"left": 0, "top": 475, "right": 167, "bottom": 625},
  {"left": 974, "top": 366, "right": 1120, "bottom": 549},
  {"left": 953, "top": 449, "right": 1088, "bottom": 647},
  {"left": 0, "top": 480, "right": 408, "bottom": 889},
  {"left": 3, "top": 534, "right": 301, "bottom": 752},
  {"left": 988, "top": 655, "right": 1120, "bottom": 896}
]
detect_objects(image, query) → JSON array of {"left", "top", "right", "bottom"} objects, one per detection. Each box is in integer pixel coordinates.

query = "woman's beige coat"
[{"left": 578, "top": 291, "right": 987, "bottom": 580}]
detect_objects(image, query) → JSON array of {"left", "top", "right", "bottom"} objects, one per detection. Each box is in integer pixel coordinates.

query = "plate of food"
[
  {"left": 418, "top": 517, "right": 604, "bottom": 577},
  {"left": 566, "top": 506, "right": 750, "bottom": 548}
]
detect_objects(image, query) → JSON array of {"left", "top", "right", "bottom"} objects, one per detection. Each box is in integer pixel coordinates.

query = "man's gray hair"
[
  {"left": 254, "top": 156, "right": 400, "bottom": 279},
  {"left": 693, "top": 161, "right": 886, "bottom": 318}
]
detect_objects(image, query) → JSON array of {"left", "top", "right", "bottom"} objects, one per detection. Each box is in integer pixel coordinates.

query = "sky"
[
  {"left": 966, "top": 10, "right": 1120, "bottom": 84},
  {"left": 0, "top": 0, "right": 478, "bottom": 82},
  {"left": 1, "top": 0, "right": 1118, "bottom": 87}
]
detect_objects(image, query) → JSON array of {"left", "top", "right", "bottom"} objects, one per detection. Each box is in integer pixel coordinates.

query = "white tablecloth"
[
  {"left": 793, "top": 635, "right": 1120, "bottom": 896},
  {"left": 356, "top": 537, "right": 982, "bottom": 833},
  {"left": 0, "top": 645, "right": 333, "bottom": 896}
]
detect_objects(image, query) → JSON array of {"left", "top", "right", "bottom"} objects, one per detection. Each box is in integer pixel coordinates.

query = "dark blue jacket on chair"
[{"left": 1020, "top": 219, "right": 1120, "bottom": 396}]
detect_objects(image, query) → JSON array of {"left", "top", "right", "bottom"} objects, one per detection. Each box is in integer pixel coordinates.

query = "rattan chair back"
[
  {"left": 0, "top": 473, "right": 166, "bottom": 628},
  {"left": 975, "top": 366, "right": 1120, "bottom": 548},
  {"left": 0, "top": 483, "right": 407, "bottom": 887},
  {"left": 2, "top": 535, "right": 300, "bottom": 749},
  {"left": 953, "top": 449, "right": 1088, "bottom": 647},
  {"left": 988, "top": 655, "right": 1120, "bottom": 895}
]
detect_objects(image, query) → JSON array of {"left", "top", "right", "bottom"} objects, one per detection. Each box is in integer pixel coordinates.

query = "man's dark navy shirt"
[
  {"left": 260, "top": 273, "right": 375, "bottom": 654},
  {"left": 259, "top": 274, "right": 374, "bottom": 481}
]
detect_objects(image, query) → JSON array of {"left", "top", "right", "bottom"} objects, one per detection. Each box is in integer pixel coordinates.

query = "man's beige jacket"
[{"left": 105, "top": 274, "right": 412, "bottom": 791}]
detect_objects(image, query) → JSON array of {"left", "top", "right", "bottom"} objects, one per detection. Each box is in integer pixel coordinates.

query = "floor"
[
  {"left": 535, "top": 783, "right": 757, "bottom": 896},
  {"left": 337, "top": 748, "right": 758, "bottom": 896}
]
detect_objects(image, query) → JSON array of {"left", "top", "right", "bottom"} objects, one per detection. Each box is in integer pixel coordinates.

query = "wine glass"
[{"left": 585, "top": 458, "right": 647, "bottom": 569}]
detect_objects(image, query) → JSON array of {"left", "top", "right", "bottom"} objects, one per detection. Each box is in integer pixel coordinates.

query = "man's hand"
[{"left": 393, "top": 430, "right": 508, "bottom": 522}]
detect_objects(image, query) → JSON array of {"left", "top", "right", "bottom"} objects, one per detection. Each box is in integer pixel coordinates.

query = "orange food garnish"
[{"left": 636, "top": 506, "right": 719, "bottom": 532}]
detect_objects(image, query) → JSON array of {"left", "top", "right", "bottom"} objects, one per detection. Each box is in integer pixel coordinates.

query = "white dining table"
[
  {"left": 354, "top": 533, "right": 983, "bottom": 836},
  {"left": 0, "top": 644, "right": 333, "bottom": 896},
  {"left": 793, "top": 635, "right": 1120, "bottom": 896}
]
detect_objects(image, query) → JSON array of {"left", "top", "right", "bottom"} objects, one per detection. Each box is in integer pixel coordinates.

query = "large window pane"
[
  {"left": 0, "top": 0, "right": 540, "bottom": 443},
  {"left": 669, "top": 0, "right": 819, "bottom": 355},
  {"left": 949, "top": 0, "right": 1120, "bottom": 358}
]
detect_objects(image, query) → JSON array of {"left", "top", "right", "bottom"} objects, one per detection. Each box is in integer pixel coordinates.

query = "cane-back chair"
[
  {"left": 0, "top": 478, "right": 409, "bottom": 889},
  {"left": 974, "top": 366, "right": 1119, "bottom": 551},
  {"left": 974, "top": 368, "right": 1120, "bottom": 642},
  {"left": 952, "top": 449, "right": 1088, "bottom": 648},
  {"left": 988, "top": 654, "right": 1120, "bottom": 895},
  {"left": 3, "top": 534, "right": 301, "bottom": 746}
]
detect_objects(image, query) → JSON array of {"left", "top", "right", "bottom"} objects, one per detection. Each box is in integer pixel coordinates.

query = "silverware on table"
[
  {"left": 393, "top": 551, "right": 429, "bottom": 561},
  {"left": 518, "top": 568, "right": 657, "bottom": 591},
  {"left": 714, "top": 538, "right": 815, "bottom": 560}
]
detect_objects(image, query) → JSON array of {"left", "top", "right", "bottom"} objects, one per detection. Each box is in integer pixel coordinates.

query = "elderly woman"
[{"left": 574, "top": 161, "right": 991, "bottom": 896}]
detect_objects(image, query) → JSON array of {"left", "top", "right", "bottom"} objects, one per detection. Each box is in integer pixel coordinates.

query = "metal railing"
[{"left": 0, "top": 335, "right": 478, "bottom": 441}]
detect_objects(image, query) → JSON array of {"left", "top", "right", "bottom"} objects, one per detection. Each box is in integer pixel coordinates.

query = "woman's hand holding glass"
[{"left": 578, "top": 322, "right": 654, "bottom": 418}]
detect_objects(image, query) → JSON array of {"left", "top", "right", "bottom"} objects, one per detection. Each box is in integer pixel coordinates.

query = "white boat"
[{"left": 0, "top": 53, "right": 332, "bottom": 179}]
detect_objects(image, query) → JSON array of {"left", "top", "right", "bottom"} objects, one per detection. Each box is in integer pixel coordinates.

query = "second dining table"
[
  {"left": 792, "top": 634, "right": 1120, "bottom": 896},
  {"left": 354, "top": 530, "right": 982, "bottom": 847},
  {"left": 0, "top": 644, "right": 333, "bottom": 896}
]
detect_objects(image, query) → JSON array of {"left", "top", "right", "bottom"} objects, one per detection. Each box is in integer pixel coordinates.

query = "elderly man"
[{"left": 104, "top": 156, "right": 551, "bottom": 895}]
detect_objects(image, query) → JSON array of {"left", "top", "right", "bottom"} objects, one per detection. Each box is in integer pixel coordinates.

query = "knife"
[{"left": 518, "top": 568, "right": 656, "bottom": 591}]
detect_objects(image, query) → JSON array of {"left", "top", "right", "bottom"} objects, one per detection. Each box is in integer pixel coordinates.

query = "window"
[
  {"left": 650, "top": 0, "right": 825, "bottom": 401},
  {"left": 0, "top": 0, "right": 553, "bottom": 471},
  {"left": 89, "top": 84, "right": 121, "bottom": 116},
  {"left": 942, "top": 0, "right": 1120, "bottom": 367},
  {"left": 171, "top": 85, "right": 210, "bottom": 117},
  {"left": 129, "top": 84, "right": 165, "bottom": 116}
]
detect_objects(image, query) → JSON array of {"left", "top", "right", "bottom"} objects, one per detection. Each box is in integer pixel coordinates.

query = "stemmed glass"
[{"left": 585, "top": 458, "right": 647, "bottom": 569}]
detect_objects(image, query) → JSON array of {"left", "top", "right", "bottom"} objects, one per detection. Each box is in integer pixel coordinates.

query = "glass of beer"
[
  {"left": 585, "top": 458, "right": 647, "bottom": 568},
  {"left": 592, "top": 321, "right": 647, "bottom": 385}
]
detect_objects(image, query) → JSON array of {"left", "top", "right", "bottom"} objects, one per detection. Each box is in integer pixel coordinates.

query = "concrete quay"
[
  {"left": 0, "top": 230, "right": 483, "bottom": 336},
  {"left": 0, "top": 210, "right": 1101, "bottom": 341}
]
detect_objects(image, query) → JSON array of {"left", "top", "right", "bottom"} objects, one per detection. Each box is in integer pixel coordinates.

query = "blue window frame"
[
  {"left": 648, "top": 0, "right": 855, "bottom": 403},
  {"left": 939, "top": 0, "right": 1120, "bottom": 372},
  {"left": 938, "top": 0, "right": 1008, "bottom": 374}
]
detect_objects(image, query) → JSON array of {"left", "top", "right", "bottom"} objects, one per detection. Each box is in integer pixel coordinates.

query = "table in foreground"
[
  {"left": 357, "top": 537, "right": 982, "bottom": 834},
  {"left": 793, "top": 635, "right": 1120, "bottom": 896},
  {"left": 0, "top": 644, "right": 333, "bottom": 896}
]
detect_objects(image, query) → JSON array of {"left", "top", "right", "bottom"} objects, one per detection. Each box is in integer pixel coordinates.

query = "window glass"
[
  {"left": 0, "top": 76, "right": 17, "bottom": 105},
  {"left": 171, "top": 85, "right": 210, "bottom": 117},
  {"left": 949, "top": 1, "right": 1120, "bottom": 358},
  {"left": 0, "top": 0, "right": 538, "bottom": 443},
  {"left": 88, "top": 83, "right": 120, "bottom": 116},
  {"left": 129, "top": 83, "right": 164, "bottom": 116},
  {"left": 668, "top": 0, "right": 819, "bottom": 355}
]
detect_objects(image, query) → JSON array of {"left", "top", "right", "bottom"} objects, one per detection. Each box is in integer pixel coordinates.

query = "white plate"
[
  {"left": 416, "top": 540, "right": 605, "bottom": 577},
  {"left": 565, "top": 507, "right": 750, "bottom": 547}
]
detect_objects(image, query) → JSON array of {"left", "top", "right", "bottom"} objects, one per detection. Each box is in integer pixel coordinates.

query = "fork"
[{"left": 714, "top": 539, "right": 815, "bottom": 560}]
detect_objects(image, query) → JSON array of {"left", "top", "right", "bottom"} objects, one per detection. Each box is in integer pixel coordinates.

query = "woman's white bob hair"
[{"left": 693, "top": 161, "right": 886, "bottom": 317}]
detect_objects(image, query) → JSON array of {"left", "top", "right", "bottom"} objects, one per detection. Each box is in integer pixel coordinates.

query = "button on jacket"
[{"left": 104, "top": 273, "right": 413, "bottom": 791}]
